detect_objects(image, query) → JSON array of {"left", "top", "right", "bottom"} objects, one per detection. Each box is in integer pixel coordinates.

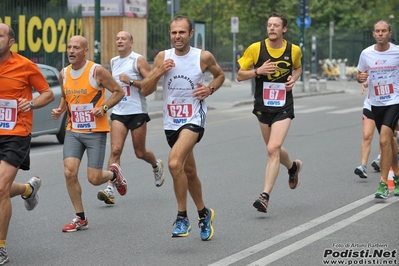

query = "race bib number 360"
[
  {"left": 71, "top": 103, "right": 96, "bottom": 129},
  {"left": 263, "top": 82, "right": 286, "bottom": 107},
  {"left": 0, "top": 99, "right": 17, "bottom": 130}
]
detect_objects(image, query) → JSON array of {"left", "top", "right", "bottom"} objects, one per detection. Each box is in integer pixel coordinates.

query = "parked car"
[{"left": 31, "top": 64, "right": 66, "bottom": 144}]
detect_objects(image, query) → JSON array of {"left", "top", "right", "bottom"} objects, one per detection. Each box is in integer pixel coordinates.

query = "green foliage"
[{"left": 148, "top": 0, "right": 399, "bottom": 65}]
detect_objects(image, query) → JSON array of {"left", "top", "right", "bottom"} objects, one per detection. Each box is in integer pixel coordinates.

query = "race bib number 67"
[{"left": 263, "top": 82, "right": 286, "bottom": 107}]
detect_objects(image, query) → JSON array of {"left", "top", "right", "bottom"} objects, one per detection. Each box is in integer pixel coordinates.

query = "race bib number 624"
[{"left": 166, "top": 97, "right": 193, "bottom": 118}]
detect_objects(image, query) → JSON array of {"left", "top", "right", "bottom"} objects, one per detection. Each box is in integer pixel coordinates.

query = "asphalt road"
[{"left": 9, "top": 89, "right": 399, "bottom": 266}]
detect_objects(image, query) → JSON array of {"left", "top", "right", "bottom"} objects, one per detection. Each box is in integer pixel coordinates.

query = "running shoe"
[
  {"left": 375, "top": 181, "right": 389, "bottom": 199},
  {"left": 198, "top": 208, "right": 215, "bottom": 241},
  {"left": 109, "top": 163, "right": 127, "bottom": 196},
  {"left": 153, "top": 159, "right": 166, "bottom": 187},
  {"left": 371, "top": 159, "right": 380, "bottom": 172},
  {"left": 172, "top": 216, "right": 191, "bottom": 237},
  {"left": 62, "top": 216, "right": 88, "bottom": 232},
  {"left": 0, "top": 247, "right": 9, "bottom": 265},
  {"left": 354, "top": 165, "right": 368, "bottom": 179},
  {"left": 21, "top": 176, "right": 41, "bottom": 211},
  {"left": 253, "top": 194, "right": 269, "bottom": 213},
  {"left": 393, "top": 175, "right": 399, "bottom": 196},
  {"left": 288, "top": 159, "right": 302, "bottom": 189},
  {"left": 97, "top": 187, "right": 115, "bottom": 204}
]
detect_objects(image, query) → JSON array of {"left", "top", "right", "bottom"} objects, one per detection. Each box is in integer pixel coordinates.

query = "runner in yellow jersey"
[{"left": 237, "top": 12, "right": 303, "bottom": 214}]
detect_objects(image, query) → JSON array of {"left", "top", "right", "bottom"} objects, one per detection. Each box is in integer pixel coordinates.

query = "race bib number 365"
[
  {"left": 263, "top": 82, "right": 286, "bottom": 107},
  {"left": 71, "top": 103, "right": 96, "bottom": 129}
]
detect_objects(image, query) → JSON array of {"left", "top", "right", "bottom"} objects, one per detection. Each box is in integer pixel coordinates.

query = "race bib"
[
  {"left": 263, "top": 82, "right": 286, "bottom": 107},
  {"left": 121, "top": 85, "right": 131, "bottom": 102},
  {"left": 0, "top": 99, "right": 17, "bottom": 130},
  {"left": 372, "top": 79, "right": 394, "bottom": 102},
  {"left": 166, "top": 97, "right": 193, "bottom": 119},
  {"left": 70, "top": 103, "right": 96, "bottom": 130}
]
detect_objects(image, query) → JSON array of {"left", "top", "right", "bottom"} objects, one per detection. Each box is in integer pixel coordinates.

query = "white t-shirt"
[{"left": 357, "top": 43, "right": 399, "bottom": 106}]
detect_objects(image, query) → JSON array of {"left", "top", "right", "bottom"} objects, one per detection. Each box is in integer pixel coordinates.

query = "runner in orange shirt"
[
  {"left": 51, "top": 35, "right": 126, "bottom": 233},
  {"left": 0, "top": 23, "right": 55, "bottom": 265}
]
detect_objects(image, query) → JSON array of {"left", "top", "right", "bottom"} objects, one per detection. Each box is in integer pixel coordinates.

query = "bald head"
[
  {"left": 67, "top": 35, "right": 89, "bottom": 69},
  {"left": 0, "top": 23, "right": 15, "bottom": 41},
  {"left": 117, "top": 31, "right": 133, "bottom": 42},
  {"left": 115, "top": 31, "right": 134, "bottom": 57},
  {"left": 69, "top": 35, "right": 88, "bottom": 49}
]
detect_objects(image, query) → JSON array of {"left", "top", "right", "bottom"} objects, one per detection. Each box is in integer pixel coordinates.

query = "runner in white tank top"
[
  {"left": 97, "top": 31, "right": 166, "bottom": 205},
  {"left": 110, "top": 51, "right": 148, "bottom": 115},
  {"left": 141, "top": 16, "right": 225, "bottom": 240},
  {"left": 162, "top": 47, "right": 207, "bottom": 130}
]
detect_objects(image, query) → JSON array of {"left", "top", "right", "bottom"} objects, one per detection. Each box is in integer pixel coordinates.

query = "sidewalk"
[{"left": 146, "top": 77, "right": 360, "bottom": 119}]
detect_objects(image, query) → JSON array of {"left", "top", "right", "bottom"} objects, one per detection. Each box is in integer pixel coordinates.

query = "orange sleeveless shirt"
[{"left": 63, "top": 61, "right": 110, "bottom": 133}]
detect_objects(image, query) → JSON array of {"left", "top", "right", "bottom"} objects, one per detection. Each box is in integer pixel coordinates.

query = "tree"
[{"left": 148, "top": 0, "right": 399, "bottom": 65}]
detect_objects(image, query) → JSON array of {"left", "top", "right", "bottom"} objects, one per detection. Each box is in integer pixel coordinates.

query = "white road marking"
[
  {"left": 248, "top": 196, "right": 399, "bottom": 266},
  {"left": 296, "top": 106, "right": 337, "bottom": 114},
  {"left": 328, "top": 107, "right": 363, "bottom": 114},
  {"left": 209, "top": 195, "right": 398, "bottom": 266}
]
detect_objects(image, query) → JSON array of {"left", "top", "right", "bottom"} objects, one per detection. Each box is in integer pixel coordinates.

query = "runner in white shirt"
[
  {"left": 97, "top": 31, "right": 165, "bottom": 205},
  {"left": 141, "top": 16, "right": 225, "bottom": 241},
  {"left": 357, "top": 20, "right": 399, "bottom": 199}
]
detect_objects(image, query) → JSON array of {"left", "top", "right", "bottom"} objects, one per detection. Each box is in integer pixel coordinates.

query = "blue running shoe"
[
  {"left": 371, "top": 159, "right": 380, "bottom": 172},
  {"left": 354, "top": 165, "right": 367, "bottom": 179},
  {"left": 198, "top": 208, "right": 215, "bottom": 241},
  {"left": 172, "top": 216, "right": 191, "bottom": 237}
]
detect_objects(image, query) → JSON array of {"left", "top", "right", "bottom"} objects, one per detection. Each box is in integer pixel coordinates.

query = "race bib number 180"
[{"left": 371, "top": 76, "right": 395, "bottom": 102}]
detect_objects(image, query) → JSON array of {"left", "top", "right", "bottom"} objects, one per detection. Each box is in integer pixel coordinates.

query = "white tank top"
[
  {"left": 110, "top": 51, "right": 147, "bottom": 115},
  {"left": 162, "top": 47, "right": 207, "bottom": 130}
]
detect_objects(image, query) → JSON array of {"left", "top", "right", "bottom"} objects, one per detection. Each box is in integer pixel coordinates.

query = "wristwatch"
[
  {"left": 209, "top": 86, "right": 216, "bottom": 95},
  {"left": 102, "top": 104, "right": 109, "bottom": 113},
  {"left": 29, "top": 101, "right": 35, "bottom": 109},
  {"left": 129, "top": 79, "right": 134, "bottom": 86}
]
